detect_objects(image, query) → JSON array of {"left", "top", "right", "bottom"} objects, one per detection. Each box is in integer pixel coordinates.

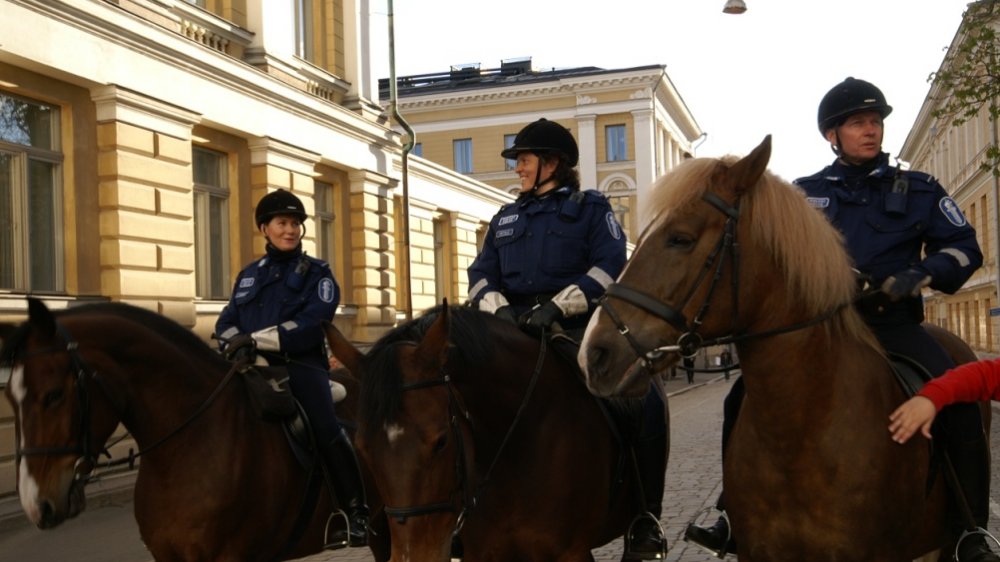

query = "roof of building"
[{"left": 379, "top": 58, "right": 665, "bottom": 99}]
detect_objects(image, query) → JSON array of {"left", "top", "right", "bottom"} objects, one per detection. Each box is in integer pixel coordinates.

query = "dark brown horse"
[
  {"left": 0, "top": 298, "right": 388, "bottom": 562},
  {"left": 324, "top": 303, "right": 668, "bottom": 562},
  {"left": 579, "top": 136, "right": 978, "bottom": 561}
]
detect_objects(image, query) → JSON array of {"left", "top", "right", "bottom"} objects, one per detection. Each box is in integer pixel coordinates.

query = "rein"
[
  {"left": 14, "top": 322, "right": 240, "bottom": 473},
  {"left": 380, "top": 334, "right": 548, "bottom": 543},
  {"left": 599, "top": 190, "right": 849, "bottom": 392}
]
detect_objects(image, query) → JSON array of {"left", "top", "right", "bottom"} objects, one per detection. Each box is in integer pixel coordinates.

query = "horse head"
[
  {"left": 1, "top": 298, "right": 121, "bottom": 528},
  {"left": 581, "top": 135, "right": 857, "bottom": 397},
  {"left": 352, "top": 303, "right": 475, "bottom": 561}
]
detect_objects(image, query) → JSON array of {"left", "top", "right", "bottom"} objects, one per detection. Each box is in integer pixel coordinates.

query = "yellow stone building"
[
  {"left": 900, "top": 3, "right": 1000, "bottom": 354},
  {"left": 380, "top": 59, "right": 703, "bottom": 243},
  {"left": 0, "top": 0, "right": 704, "bottom": 508}
]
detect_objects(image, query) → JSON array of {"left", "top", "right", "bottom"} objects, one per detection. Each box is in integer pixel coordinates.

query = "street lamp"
[{"left": 723, "top": 0, "right": 747, "bottom": 14}]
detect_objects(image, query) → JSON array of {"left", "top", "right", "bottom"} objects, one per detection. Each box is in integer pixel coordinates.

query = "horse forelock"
[{"left": 358, "top": 305, "right": 499, "bottom": 441}]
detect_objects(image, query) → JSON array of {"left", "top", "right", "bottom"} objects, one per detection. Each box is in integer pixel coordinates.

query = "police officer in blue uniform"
[
  {"left": 216, "top": 189, "right": 369, "bottom": 549},
  {"left": 468, "top": 118, "right": 667, "bottom": 559},
  {"left": 685, "top": 78, "right": 998, "bottom": 562}
]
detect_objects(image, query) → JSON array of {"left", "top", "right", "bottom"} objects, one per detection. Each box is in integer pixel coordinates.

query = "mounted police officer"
[
  {"left": 467, "top": 118, "right": 668, "bottom": 559},
  {"left": 216, "top": 189, "right": 369, "bottom": 549},
  {"left": 685, "top": 77, "right": 997, "bottom": 562}
]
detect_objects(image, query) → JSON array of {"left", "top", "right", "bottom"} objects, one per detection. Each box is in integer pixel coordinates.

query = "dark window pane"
[
  {"left": 28, "top": 159, "right": 56, "bottom": 291},
  {"left": 0, "top": 153, "right": 13, "bottom": 288}
]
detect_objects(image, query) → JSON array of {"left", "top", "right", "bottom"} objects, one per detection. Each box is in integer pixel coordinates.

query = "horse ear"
[
  {"left": 415, "top": 304, "right": 451, "bottom": 371},
  {"left": 27, "top": 297, "right": 57, "bottom": 339},
  {"left": 729, "top": 135, "right": 772, "bottom": 196},
  {"left": 321, "top": 320, "right": 364, "bottom": 376}
]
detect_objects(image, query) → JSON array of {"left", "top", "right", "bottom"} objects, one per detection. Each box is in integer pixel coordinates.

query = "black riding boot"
[
  {"left": 320, "top": 430, "right": 370, "bottom": 549},
  {"left": 625, "top": 432, "right": 668, "bottom": 560},
  {"left": 949, "top": 432, "right": 1000, "bottom": 562},
  {"left": 684, "top": 510, "right": 736, "bottom": 556}
]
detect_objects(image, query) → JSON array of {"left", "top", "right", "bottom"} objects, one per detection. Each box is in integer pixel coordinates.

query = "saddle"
[
  {"left": 887, "top": 352, "right": 934, "bottom": 398},
  {"left": 537, "top": 329, "right": 645, "bottom": 499}
]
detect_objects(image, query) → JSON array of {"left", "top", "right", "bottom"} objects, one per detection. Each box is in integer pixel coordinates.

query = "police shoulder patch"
[
  {"left": 939, "top": 197, "right": 968, "bottom": 227},
  {"left": 318, "top": 278, "right": 336, "bottom": 303},
  {"left": 605, "top": 212, "right": 622, "bottom": 240}
]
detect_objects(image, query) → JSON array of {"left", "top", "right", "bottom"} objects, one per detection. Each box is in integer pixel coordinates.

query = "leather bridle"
[
  {"left": 11, "top": 321, "right": 239, "bottom": 476},
  {"left": 597, "top": 190, "right": 847, "bottom": 393},
  {"left": 379, "top": 335, "right": 548, "bottom": 553}
]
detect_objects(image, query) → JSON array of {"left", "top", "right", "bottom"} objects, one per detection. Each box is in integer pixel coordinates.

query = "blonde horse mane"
[{"left": 643, "top": 156, "right": 872, "bottom": 340}]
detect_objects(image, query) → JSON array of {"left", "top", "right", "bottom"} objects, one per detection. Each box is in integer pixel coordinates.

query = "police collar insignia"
[
  {"left": 806, "top": 197, "right": 830, "bottom": 208},
  {"left": 239, "top": 278, "right": 255, "bottom": 288},
  {"left": 498, "top": 214, "right": 519, "bottom": 226}
]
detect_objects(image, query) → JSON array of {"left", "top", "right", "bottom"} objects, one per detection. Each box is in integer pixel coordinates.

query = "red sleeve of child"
[{"left": 918, "top": 358, "right": 1000, "bottom": 411}]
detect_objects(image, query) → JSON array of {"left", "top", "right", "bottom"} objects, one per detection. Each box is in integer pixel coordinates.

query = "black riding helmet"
[
  {"left": 817, "top": 77, "right": 893, "bottom": 134},
  {"left": 255, "top": 189, "right": 307, "bottom": 228},
  {"left": 501, "top": 118, "right": 580, "bottom": 167}
]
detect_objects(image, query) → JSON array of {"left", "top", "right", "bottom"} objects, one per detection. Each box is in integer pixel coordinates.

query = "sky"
[{"left": 369, "top": 0, "right": 972, "bottom": 181}]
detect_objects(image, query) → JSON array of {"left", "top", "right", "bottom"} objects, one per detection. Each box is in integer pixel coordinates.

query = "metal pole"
[
  {"left": 991, "top": 98, "right": 999, "bottom": 352},
  {"left": 387, "top": 0, "right": 416, "bottom": 321}
]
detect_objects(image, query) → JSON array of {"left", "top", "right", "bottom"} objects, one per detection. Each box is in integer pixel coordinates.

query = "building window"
[
  {"left": 0, "top": 92, "right": 63, "bottom": 293},
  {"left": 453, "top": 138, "right": 472, "bottom": 174},
  {"left": 411, "top": 142, "right": 423, "bottom": 157},
  {"left": 192, "top": 146, "right": 230, "bottom": 300},
  {"left": 315, "top": 180, "right": 336, "bottom": 265},
  {"left": 504, "top": 134, "right": 517, "bottom": 170},
  {"left": 606, "top": 125, "right": 627, "bottom": 162},
  {"left": 294, "top": 0, "right": 314, "bottom": 61}
]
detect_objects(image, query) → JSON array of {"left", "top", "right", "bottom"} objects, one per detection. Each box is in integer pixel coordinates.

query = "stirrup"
[
  {"left": 955, "top": 527, "right": 1000, "bottom": 561},
  {"left": 683, "top": 506, "right": 733, "bottom": 559},
  {"left": 322, "top": 509, "right": 351, "bottom": 550},
  {"left": 624, "top": 511, "right": 667, "bottom": 560}
]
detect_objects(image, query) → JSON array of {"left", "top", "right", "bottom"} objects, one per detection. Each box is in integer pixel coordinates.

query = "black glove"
[
  {"left": 519, "top": 301, "right": 564, "bottom": 336},
  {"left": 494, "top": 305, "right": 518, "bottom": 326},
  {"left": 224, "top": 333, "right": 256, "bottom": 363},
  {"left": 881, "top": 268, "right": 932, "bottom": 301}
]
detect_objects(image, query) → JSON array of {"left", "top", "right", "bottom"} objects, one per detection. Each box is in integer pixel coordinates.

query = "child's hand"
[{"left": 888, "top": 396, "right": 936, "bottom": 444}]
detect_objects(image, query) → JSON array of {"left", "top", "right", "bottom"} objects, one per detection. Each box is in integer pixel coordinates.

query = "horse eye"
[
  {"left": 432, "top": 434, "right": 448, "bottom": 454},
  {"left": 667, "top": 235, "right": 695, "bottom": 249},
  {"left": 42, "top": 389, "right": 64, "bottom": 408}
]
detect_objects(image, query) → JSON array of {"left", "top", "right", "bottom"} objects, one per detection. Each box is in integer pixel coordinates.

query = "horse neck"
[
  {"left": 734, "top": 314, "right": 891, "bottom": 433},
  {"left": 84, "top": 334, "right": 236, "bottom": 447}
]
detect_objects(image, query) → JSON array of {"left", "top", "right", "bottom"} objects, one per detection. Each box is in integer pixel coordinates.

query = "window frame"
[
  {"left": 192, "top": 146, "right": 231, "bottom": 300},
  {"left": 605, "top": 124, "right": 628, "bottom": 162},
  {"left": 453, "top": 138, "right": 473, "bottom": 174},
  {"left": 0, "top": 92, "right": 64, "bottom": 293}
]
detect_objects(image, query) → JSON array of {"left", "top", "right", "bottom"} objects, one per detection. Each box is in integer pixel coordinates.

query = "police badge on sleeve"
[
  {"left": 318, "top": 278, "right": 336, "bottom": 303},
  {"left": 939, "top": 197, "right": 967, "bottom": 227}
]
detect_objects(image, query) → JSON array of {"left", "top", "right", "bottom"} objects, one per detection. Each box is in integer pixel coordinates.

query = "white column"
[
  {"left": 245, "top": 0, "right": 296, "bottom": 57},
  {"left": 632, "top": 108, "right": 656, "bottom": 229},
  {"left": 342, "top": 0, "right": 380, "bottom": 113},
  {"left": 576, "top": 114, "right": 597, "bottom": 189}
]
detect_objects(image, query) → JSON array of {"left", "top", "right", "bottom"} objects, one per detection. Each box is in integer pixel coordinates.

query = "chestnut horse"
[
  {"left": 323, "top": 303, "right": 669, "bottom": 562},
  {"left": 579, "top": 136, "right": 979, "bottom": 561},
  {"left": 0, "top": 298, "right": 388, "bottom": 562}
]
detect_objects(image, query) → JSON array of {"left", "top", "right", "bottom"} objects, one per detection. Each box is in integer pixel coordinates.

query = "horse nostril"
[
  {"left": 587, "top": 346, "right": 608, "bottom": 376},
  {"left": 38, "top": 500, "right": 55, "bottom": 529}
]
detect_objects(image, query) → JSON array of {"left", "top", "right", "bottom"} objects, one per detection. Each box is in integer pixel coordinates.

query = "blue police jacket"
[
  {"left": 467, "top": 186, "right": 626, "bottom": 321},
  {"left": 216, "top": 244, "right": 339, "bottom": 370},
  {"left": 795, "top": 153, "right": 982, "bottom": 322}
]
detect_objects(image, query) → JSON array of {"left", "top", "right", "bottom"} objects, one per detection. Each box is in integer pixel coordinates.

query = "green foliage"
[{"left": 930, "top": 0, "right": 1000, "bottom": 176}]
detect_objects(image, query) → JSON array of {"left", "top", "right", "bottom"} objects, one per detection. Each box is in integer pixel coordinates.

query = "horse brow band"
[{"left": 702, "top": 192, "right": 739, "bottom": 219}]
